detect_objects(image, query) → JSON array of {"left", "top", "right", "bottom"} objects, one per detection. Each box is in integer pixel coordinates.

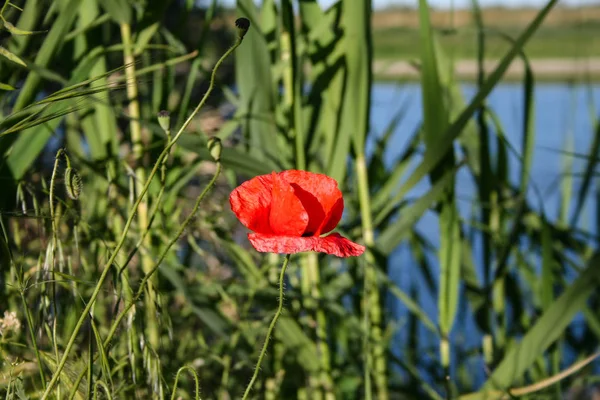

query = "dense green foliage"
[{"left": 0, "top": 0, "right": 599, "bottom": 399}]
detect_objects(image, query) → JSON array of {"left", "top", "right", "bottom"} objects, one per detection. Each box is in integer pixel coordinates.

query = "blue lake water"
[{"left": 369, "top": 82, "right": 600, "bottom": 387}]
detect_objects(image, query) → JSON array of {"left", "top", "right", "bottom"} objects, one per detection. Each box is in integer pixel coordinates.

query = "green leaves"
[
  {"left": 463, "top": 254, "right": 600, "bottom": 399},
  {"left": 100, "top": 0, "right": 131, "bottom": 24},
  {"left": 0, "top": 82, "right": 16, "bottom": 90},
  {"left": 417, "top": 0, "right": 461, "bottom": 366},
  {"left": 1, "top": 19, "right": 46, "bottom": 35},
  {"left": 0, "top": 46, "right": 26, "bottom": 66}
]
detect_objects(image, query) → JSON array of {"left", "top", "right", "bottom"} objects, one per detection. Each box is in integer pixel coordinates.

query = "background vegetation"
[
  {"left": 371, "top": 5, "right": 600, "bottom": 60},
  {"left": 0, "top": 0, "right": 599, "bottom": 399}
]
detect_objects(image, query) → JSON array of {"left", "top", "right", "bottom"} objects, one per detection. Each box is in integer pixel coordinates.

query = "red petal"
[
  {"left": 229, "top": 174, "right": 274, "bottom": 234},
  {"left": 269, "top": 172, "right": 308, "bottom": 236},
  {"left": 247, "top": 232, "right": 365, "bottom": 257},
  {"left": 280, "top": 170, "right": 344, "bottom": 235},
  {"left": 319, "top": 197, "right": 344, "bottom": 235}
]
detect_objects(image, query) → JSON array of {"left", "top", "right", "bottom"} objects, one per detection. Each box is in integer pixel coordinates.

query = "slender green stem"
[
  {"left": 48, "top": 149, "right": 64, "bottom": 398},
  {"left": 306, "top": 252, "right": 333, "bottom": 398},
  {"left": 67, "top": 163, "right": 223, "bottom": 400},
  {"left": 117, "top": 183, "right": 167, "bottom": 276},
  {"left": 40, "top": 34, "right": 244, "bottom": 400},
  {"left": 19, "top": 288, "right": 46, "bottom": 387},
  {"left": 103, "top": 163, "right": 222, "bottom": 346},
  {"left": 120, "top": 21, "right": 162, "bottom": 352},
  {"left": 0, "top": 1, "right": 10, "bottom": 16},
  {"left": 242, "top": 254, "right": 292, "bottom": 400},
  {"left": 92, "top": 381, "right": 112, "bottom": 400},
  {"left": 220, "top": 291, "right": 259, "bottom": 399},
  {"left": 116, "top": 125, "right": 171, "bottom": 276},
  {"left": 355, "top": 153, "right": 387, "bottom": 400},
  {"left": 170, "top": 366, "right": 201, "bottom": 400}
]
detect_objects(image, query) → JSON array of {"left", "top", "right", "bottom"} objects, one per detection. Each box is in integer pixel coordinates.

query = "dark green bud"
[
  {"left": 157, "top": 110, "right": 170, "bottom": 131},
  {"left": 207, "top": 137, "right": 222, "bottom": 162},
  {"left": 235, "top": 17, "right": 250, "bottom": 40}
]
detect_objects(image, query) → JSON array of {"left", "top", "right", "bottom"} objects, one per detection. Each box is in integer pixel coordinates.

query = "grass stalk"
[
  {"left": 242, "top": 254, "right": 292, "bottom": 400},
  {"left": 356, "top": 153, "right": 389, "bottom": 399},
  {"left": 115, "top": 113, "right": 171, "bottom": 279},
  {"left": 119, "top": 22, "right": 160, "bottom": 352},
  {"left": 298, "top": 255, "right": 322, "bottom": 399},
  {"left": 40, "top": 32, "right": 245, "bottom": 399},
  {"left": 170, "top": 366, "right": 201, "bottom": 400},
  {"left": 68, "top": 161, "right": 223, "bottom": 399},
  {"left": 282, "top": 3, "right": 323, "bottom": 390},
  {"left": 281, "top": 0, "right": 305, "bottom": 171},
  {"left": 307, "top": 252, "right": 333, "bottom": 399},
  {"left": 19, "top": 284, "right": 46, "bottom": 388},
  {"left": 92, "top": 381, "right": 112, "bottom": 400},
  {"left": 471, "top": 0, "right": 496, "bottom": 365},
  {"left": 355, "top": 152, "right": 387, "bottom": 400},
  {"left": 48, "top": 149, "right": 65, "bottom": 398}
]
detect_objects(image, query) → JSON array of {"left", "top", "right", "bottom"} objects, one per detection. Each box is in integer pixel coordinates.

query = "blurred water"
[{"left": 368, "top": 82, "right": 600, "bottom": 386}]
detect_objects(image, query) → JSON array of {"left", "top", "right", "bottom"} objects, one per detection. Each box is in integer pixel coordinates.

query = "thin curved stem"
[
  {"left": 170, "top": 365, "right": 201, "bottom": 400},
  {"left": 40, "top": 34, "right": 243, "bottom": 400},
  {"left": 92, "top": 380, "right": 113, "bottom": 400},
  {"left": 19, "top": 288, "right": 46, "bottom": 387},
  {"left": 103, "top": 163, "right": 222, "bottom": 346},
  {"left": 66, "top": 163, "right": 223, "bottom": 400},
  {"left": 241, "top": 254, "right": 292, "bottom": 400},
  {"left": 48, "top": 149, "right": 64, "bottom": 397}
]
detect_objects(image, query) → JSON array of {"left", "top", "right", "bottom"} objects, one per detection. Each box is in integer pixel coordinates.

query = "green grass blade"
[
  {"left": 417, "top": 0, "right": 461, "bottom": 370},
  {"left": 74, "top": 0, "right": 118, "bottom": 161},
  {"left": 99, "top": 0, "right": 131, "bottom": 24},
  {"left": 0, "top": 82, "right": 16, "bottom": 90},
  {"left": 13, "top": 0, "right": 82, "bottom": 111},
  {"left": 519, "top": 51, "right": 535, "bottom": 195},
  {"left": 377, "top": 165, "right": 459, "bottom": 254},
  {"left": 559, "top": 131, "right": 575, "bottom": 225},
  {"left": 330, "top": 0, "right": 371, "bottom": 183},
  {"left": 0, "top": 46, "right": 27, "bottom": 67},
  {"left": 1, "top": 0, "right": 83, "bottom": 181},
  {"left": 570, "top": 115, "right": 600, "bottom": 227},
  {"left": 281, "top": 0, "right": 305, "bottom": 170},
  {"left": 472, "top": 253, "right": 600, "bottom": 397},
  {"left": 378, "top": 270, "right": 438, "bottom": 335},
  {"left": 375, "top": 0, "right": 558, "bottom": 226},
  {"left": 235, "top": 0, "right": 279, "bottom": 164}
]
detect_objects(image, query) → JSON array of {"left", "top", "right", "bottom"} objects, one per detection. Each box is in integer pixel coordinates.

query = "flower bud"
[
  {"left": 235, "top": 17, "right": 250, "bottom": 40},
  {"left": 207, "top": 137, "right": 222, "bottom": 162},
  {"left": 64, "top": 167, "right": 82, "bottom": 200},
  {"left": 157, "top": 110, "right": 170, "bottom": 131}
]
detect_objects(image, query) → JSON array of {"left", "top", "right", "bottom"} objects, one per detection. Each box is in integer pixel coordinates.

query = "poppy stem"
[{"left": 242, "top": 253, "right": 292, "bottom": 400}]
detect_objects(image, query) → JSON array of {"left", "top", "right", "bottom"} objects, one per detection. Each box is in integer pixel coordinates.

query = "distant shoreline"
[{"left": 373, "top": 58, "right": 600, "bottom": 81}]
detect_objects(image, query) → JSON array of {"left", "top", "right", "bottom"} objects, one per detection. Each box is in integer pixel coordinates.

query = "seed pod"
[
  {"left": 157, "top": 110, "right": 170, "bottom": 131},
  {"left": 64, "top": 167, "right": 82, "bottom": 200},
  {"left": 235, "top": 18, "right": 250, "bottom": 40},
  {"left": 207, "top": 137, "right": 222, "bottom": 162}
]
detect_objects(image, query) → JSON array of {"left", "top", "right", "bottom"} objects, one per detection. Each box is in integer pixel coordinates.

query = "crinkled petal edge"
[{"left": 248, "top": 232, "right": 365, "bottom": 258}]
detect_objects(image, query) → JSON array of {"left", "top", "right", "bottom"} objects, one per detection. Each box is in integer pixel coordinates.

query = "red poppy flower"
[{"left": 229, "top": 170, "right": 365, "bottom": 257}]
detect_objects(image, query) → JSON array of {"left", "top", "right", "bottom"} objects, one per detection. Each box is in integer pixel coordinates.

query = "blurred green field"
[
  {"left": 373, "top": 24, "right": 600, "bottom": 60},
  {"left": 371, "top": 5, "right": 600, "bottom": 60}
]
